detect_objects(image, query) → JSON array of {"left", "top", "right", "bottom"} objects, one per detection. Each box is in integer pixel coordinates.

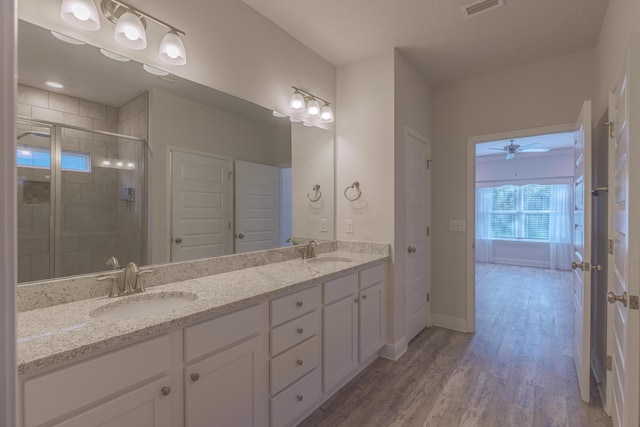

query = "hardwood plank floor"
[{"left": 299, "top": 263, "right": 612, "bottom": 427}]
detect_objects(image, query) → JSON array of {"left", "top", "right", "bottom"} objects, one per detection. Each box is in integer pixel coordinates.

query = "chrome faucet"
[
  {"left": 106, "top": 256, "right": 120, "bottom": 270},
  {"left": 124, "top": 262, "right": 154, "bottom": 294},
  {"left": 286, "top": 237, "right": 298, "bottom": 246},
  {"left": 303, "top": 239, "right": 320, "bottom": 259}
]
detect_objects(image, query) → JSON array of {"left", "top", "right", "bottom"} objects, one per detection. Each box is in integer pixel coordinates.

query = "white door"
[
  {"left": 607, "top": 39, "right": 640, "bottom": 427},
  {"left": 170, "top": 150, "right": 231, "bottom": 262},
  {"left": 405, "top": 129, "right": 431, "bottom": 341},
  {"left": 571, "top": 100, "right": 592, "bottom": 403},
  {"left": 235, "top": 160, "right": 280, "bottom": 254}
]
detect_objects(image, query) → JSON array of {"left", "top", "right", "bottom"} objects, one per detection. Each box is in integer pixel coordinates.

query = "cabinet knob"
[
  {"left": 297, "top": 395, "right": 304, "bottom": 402},
  {"left": 297, "top": 328, "right": 304, "bottom": 334},
  {"left": 362, "top": 294, "right": 367, "bottom": 300},
  {"left": 161, "top": 386, "right": 171, "bottom": 396},
  {"left": 191, "top": 373, "right": 200, "bottom": 382},
  {"left": 354, "top": 298, "right": 359, "bottom": 303},
  {"left": 296, "top": 301, "right": 303, "bottom": 308},
  {"left": 296, "top": 359, "right": 304, "bottom": 366}
]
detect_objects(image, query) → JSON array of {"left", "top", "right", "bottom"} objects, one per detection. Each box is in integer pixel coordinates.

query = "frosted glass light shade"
[
  {"left": 114, "top": 12, "right": 147, "bottom": 49},
  {"left": 60, "top": 0, "right": 100, "bottom": 31},
  {"left": 320, "top": 105, "right": 334, "bottom": 122},
  {"left": 306, "top": 99, "right": 320, "bottom": 116},
  {"left": 290, "top": 92, "right": 305, "bottom": 112},
  {"left": 159, "top": 32, "right": 187, "bottom": 65}
]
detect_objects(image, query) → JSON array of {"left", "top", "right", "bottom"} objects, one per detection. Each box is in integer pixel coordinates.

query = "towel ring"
[
  {"left": 307, "top": 184, "right": 322, "bottom": 202},
  {"left": 344, "top": 181, "right": 362, "bottom": 201}
]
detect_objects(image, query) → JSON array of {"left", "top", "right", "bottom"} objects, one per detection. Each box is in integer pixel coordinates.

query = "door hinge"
[
  {"left": 228, "top": 222, "right": 231, "bottom": 230},
  {"left": 426, "top": 159, "right": 432, "bottom": 170},
  {"left": 630, "top": 295, "right": 639, "bottom": 310},
  {"left": 228, "top": 171, "right": 233, "bottom": 180},
  {"left": 427, "top": 226, "right": 430, "bottom": 237},
  {"left": 608, "top": 239, "right": 614, "bottom": 255},
  {"left": 607, "top": 355, "right": 612, "bottom": 371},
  {"left": 427, "top": 292, "right": 430, "bottom": 302},
  {"left": 605, "top": 121, "right": 615, "bottom": 139}
]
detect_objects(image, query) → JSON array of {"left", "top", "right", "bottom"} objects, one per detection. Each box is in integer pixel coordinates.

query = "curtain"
[
  {"left": 475, "top": 187, "right": 493, "bottom": 263},
  {"left": 549, "top": 184, "right": 573, "bottom": 270}
]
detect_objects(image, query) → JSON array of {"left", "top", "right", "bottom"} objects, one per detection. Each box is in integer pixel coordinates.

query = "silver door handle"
[
  {"left": 607, "top": 291, "right": 628, "bottom": 307},
  {"left": 174, "top": 237, "right": 182, "bottom": 243},
  {"left": 407, "top": 246, "right": 416, "bottom": 254},
  {"left": 237, "top": 233, "right": 244, "bottom": 239},
  {"left": 571, "top": 261, "right": 590, "bottom": 271}
]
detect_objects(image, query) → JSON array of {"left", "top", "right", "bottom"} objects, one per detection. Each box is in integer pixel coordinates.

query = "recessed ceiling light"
[
  {"left": 45, "top": 81, "right": 64, "bottom": 89},
  {"left": 142, "top": 64, "right": 169, "bottom": 76},
  {"left": 100, "top": 49, "right": 131, "bottom": 62},
  {"left": 51, "top": 31, "right": 85, "bottom": 45}
]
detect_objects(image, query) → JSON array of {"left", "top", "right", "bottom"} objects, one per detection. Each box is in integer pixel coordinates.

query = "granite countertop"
[{"left": 17, "top": 250, "right": 387, "bottom": 376}]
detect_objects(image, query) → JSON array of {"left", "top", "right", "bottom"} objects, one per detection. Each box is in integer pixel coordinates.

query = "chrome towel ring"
[
  {"left": 307, "top": 184, "right": 322, "bottom": 202},
  {"left": 344, "top": 181, "right": 362, "bottom": 201}
]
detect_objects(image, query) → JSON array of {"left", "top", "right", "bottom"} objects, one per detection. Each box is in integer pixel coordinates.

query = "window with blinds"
[{"left": 490, "top": 184, "right": 551, "bottom": 240}]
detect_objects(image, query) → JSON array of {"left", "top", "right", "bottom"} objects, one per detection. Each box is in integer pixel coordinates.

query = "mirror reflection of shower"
[{"left": 18, "top": 131, "right": 50, "bottom": 140}]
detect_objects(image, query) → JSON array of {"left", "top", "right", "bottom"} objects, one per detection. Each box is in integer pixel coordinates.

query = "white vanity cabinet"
[
  {"left": 21, "top": 334, "right": 178, "bottom": 427},
  {"left": 184, "top": 304, "right": 267, "bottom": 427},
  {"left": 358, "top": 264, "right": 385, "bottom": 363},
  {"left": 269, "top": 286, "right": 322, "bottom": 427}
]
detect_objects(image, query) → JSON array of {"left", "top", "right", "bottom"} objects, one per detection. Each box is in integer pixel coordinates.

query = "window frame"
[{"left": 489, "top": 184, "right": 551, "bottom": 242}]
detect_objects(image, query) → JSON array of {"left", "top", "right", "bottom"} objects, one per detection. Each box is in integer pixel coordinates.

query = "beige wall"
[
  {"left": 148, "top": 89, "right": 289, "bottom": 264},
  {"left": 432, "top": 49, "right": 594, "bottom": 323}
]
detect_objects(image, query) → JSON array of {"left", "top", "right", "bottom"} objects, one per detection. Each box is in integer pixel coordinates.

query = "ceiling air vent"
[{"left": 461, "top": 0, "right": 504, "bottom": 19}]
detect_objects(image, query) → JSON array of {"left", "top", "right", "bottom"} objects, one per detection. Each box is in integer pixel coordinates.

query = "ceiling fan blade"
[
  {"left": 518, "top": 142, "right": 545, "bottom": 150},
  {"left": 520, "top": 147, "right": 551, "bottom": 153},
  {"left": 506, "top": 152, "right": 515, "bottom": 160},
  {"left": 488, "top": 148, "right": 506, "bottom": 151}
]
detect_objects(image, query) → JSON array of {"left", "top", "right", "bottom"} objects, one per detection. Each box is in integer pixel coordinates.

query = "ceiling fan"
[{"left": 489, "top": 139, "right": 551, "bottom": 160}]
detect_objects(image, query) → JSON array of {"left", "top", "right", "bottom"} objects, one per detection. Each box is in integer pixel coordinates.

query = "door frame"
[
  {"left": 466, "top": 122, "right": 574, "bottom": 333},
  {"left": 166, "top": 146, "right": 233, "bottom": 261}
]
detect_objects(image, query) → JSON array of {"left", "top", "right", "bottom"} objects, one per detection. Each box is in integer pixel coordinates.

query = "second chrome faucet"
[{"left": 97, "top": 258, "right": 154, "bottom": 298}]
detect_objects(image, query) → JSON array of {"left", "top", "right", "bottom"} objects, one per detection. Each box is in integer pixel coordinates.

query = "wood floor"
[{"left": 299, "top": 263, "right": 612, "bottom": 427}]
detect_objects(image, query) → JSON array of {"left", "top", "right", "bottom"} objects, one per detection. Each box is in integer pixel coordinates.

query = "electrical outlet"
[
  {"left": 449, "top": 219, "right": 466, "bottom": 232},
  {"left": 320, "top": 218, "right": 327, "bottom": 232},
  {"left": 346, "top": 219, "right": 354, "bottom": 234}
]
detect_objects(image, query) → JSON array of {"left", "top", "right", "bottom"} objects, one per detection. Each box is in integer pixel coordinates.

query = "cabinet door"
[
  {"left": 185, "top": 335, "right": 266, "bottom": 427},
  {"left": 323, "top": 295, "right": 358, "bottom": 392},
  {"left": 359, "top": 282, "right": 384, "bottom": 363},
  {"left": 56, "top": 377, "right": 173, "bottom": 427}
]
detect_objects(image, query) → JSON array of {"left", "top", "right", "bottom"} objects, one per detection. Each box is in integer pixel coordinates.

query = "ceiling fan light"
[
  {"left": 114, "top": 12, "right": 147, "bottom": 49},
  {"left": 159, "top": 31, "right": 187, "bottom": 65},
  {"left": 60, "top": 0, "right": 100, "bottom": 31},
  {"left": 290, "top": 92, "right": 306, "bottom": 112}
]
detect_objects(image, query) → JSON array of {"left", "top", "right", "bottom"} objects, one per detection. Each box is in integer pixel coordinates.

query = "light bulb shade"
[
  {"left": 114, "top": 12, "right": 147, "bottom": 49},
  {"left": 60, "top": 0, "right": 100, "bottom": 31},
  {"left": 159, "top": 32, "right": 187, "bottom": 65},
  {"left": 320, "top": 105, "right": 334, "bottom": 122},
  {"left": 306, "top": 99, "right": 320, "bottom": 116},
  {"left": 290, "top": 92, "right": 306, "bottom": 112}
]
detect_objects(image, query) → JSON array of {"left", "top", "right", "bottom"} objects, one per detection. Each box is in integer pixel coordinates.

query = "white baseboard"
[
  {"left": 491, "top": 257, "right": 549, "bottom": 269},
  {"left": 379, "top": 337, "right": 408, "bottom": 361},
  {"left": 432, "top": 313, "right": 468, "bottom": 333}
]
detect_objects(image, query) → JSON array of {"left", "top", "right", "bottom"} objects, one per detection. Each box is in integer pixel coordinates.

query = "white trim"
[
  {"left": 166, "top": 146, "right": 234, "bottom": 262},
  {"left": 1, "top": 0, "right": 17, "bottom": 424},
  {"left": 431, "top": 314, "right": 469, "bottom": 333},
  {"left": 379, "top": 337, "right": 408, "bottom": 361},
  {"left": 466, "top": 122, "right": 574, "bottom": 333}
]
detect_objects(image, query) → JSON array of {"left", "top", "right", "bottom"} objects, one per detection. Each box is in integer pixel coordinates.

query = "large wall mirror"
[{"left": 16, "top": 20, "right": 334, "bottom": 284}]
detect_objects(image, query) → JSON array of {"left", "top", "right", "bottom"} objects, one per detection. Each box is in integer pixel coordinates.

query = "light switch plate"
[
  {"left": 346, "top": 219, "right": 354, "bottom": 234},
  {"left": 449, "top": 219, "right": 466, "bottom": 232},
  {"left": 320, "top": 219, "right": 327, "bottom": 232}
]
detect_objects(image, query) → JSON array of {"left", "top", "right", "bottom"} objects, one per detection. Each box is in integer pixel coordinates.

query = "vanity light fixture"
[
  {"left": 45, "top": 81, "right": 64, "bottom": 89},
  {"left": 289, "top": 86, "right": 334, "bottom": 123},
  {"left": 143, "top": 64, "right": 169, "bottom": 76},
  {"left": 51, "top": 31, "right": 86, "bottom": 45},
  {"left": 60, "top": 0, "right": 101, "bottom": 31},
  {"left": 60, "top": 0, "right": 188, "bottom": 65},
  {"left": 272, "top": 111, "right": 287, "bottom": 118},
  {"left": 100, "top": 48, "right": 131, "bottom": 61}
]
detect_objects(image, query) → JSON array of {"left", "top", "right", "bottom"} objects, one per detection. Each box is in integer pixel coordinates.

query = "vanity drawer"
[
  {"left": 271, "top": 310, "right": 320, "bottom": 356},
  {"left": 323, "top": 273, "right": 357, "bottom": 305},
  {"left": 184, "top": 304, "right": 263, "bottom": 362},
  {"left": 23, "top": 335, "right": 171, "bottom": 427},
  {"left": 359, "top": 263, "right": 385, "bottom": 290},
  {"left": 270, "top": 335, "right": 320, "bottom": 395},
  {"left": 271, "top": 285, "right": 321, "bottom": 327},
  {"left": 270, "top": 369, "right": 322, "bottom": 427}
]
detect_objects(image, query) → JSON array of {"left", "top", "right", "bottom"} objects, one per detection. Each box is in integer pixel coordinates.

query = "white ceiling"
[
  {"left": 476, "top": 132, "right": 574, "bottom": 158},
  {"left": 241, "top": 0, "right": 609, "bottom": 85}
]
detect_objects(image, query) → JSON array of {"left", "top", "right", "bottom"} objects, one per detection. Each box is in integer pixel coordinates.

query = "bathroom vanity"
[{"left": 17, "top": 242, "right": 388, "bottom": 427}]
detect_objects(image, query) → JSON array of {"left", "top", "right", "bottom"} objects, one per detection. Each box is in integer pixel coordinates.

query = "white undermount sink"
[
  {"left": 90, "top": 292, "right": 198, "bottom": 321},
  {"left": 305, "top": 256, "right": 353, "bottom": 265}
]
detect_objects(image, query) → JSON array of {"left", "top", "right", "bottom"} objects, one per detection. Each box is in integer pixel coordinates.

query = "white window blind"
[{"left": 490, "top": 184, "right": 551, "bottom": 241}]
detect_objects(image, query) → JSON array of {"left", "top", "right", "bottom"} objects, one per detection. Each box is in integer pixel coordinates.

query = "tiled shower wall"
[{"left": 17, "top": 85, "right": 147, "bottom": 282}]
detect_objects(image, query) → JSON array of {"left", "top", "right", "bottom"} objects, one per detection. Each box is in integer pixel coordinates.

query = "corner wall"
[{"left": 432, "top": 49, "right": 594, "bottom": 325}]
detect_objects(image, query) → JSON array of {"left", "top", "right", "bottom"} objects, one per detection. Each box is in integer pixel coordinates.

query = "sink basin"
[
  {"left": 305, "top": 256, "right": 353, "bottom": 265},
  {"left": 90, "top": 292, "right": 198, "bottom": 321}
]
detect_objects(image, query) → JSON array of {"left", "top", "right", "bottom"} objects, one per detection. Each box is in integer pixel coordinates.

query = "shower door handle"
[{"left": 174, "top": 237, "right": 182, "bottom": 243}]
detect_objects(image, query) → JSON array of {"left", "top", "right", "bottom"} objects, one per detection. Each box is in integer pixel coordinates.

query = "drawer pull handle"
[
  {"left": 161, "top": 386, "right": 171, "bottom": 396},
  {"left": 362, "top": 294, "right": 367, "bottom": 300},
  {"left": 297, "top": 395, "right": 304, "bottom": 402},
  {"left": 191, "top": 373, "right": 200, "bottom": 382},
  {"left": 296, "top": 301, "right": 303, "bottom": 308},
  {"left": 296, "top": 359, "right": 304, "bottom": 366},
  {"left": 297, "top": 328, "right": 304, "bottom": 334}
]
